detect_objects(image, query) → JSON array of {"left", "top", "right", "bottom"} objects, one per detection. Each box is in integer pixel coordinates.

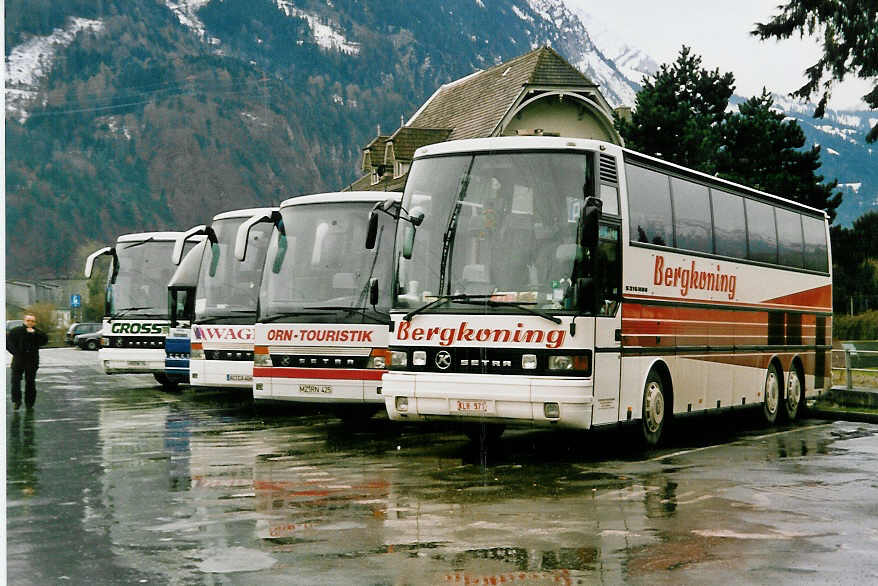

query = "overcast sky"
[{"left": 565, "top": 0, "right": 872, "bottom": 110}]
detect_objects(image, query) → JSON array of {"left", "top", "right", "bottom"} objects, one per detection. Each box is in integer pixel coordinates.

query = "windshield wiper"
[
  {"left": 121, "top": 236, "right": 156, "bottom": 249},
  {"left": 303, "top": 306, "right": 390, "bottom": 324},
  {"left": 111, "top": 306, "right": 156, "bottom": 318},
  {"left": 402, "top": 294, "right": 494, "bottom": 322},
  {"left": 262, "top": 310, "right": 335, "bottom": 323},
  {"left": 196, "top": 310, "right": 256, "bottom": 324},
  {"left": 477, "top": 300, "right": 562, "bottom": 325}
]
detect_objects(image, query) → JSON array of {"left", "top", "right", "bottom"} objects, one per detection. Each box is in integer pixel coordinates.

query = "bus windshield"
[
  {"left": 259, "top": 201, "right": 396, "bottom": 323},
  {"left": 394, "top": 151, "right": 598, "bottom": 312},
  {"left": 195, "top": 216, "right": 272, "bottom": 324},
  {"left": 109, "top": 240, "right": 179, "bottom": 318}
]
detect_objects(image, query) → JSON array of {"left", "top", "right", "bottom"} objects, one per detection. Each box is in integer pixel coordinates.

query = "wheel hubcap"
[
  {"left": 765, "top": 371, "right": 779, "bottom": 414},
  {"left": 644, "top": 381, "right": 664, "bottom": 433},
  {"left": 787, "top": 373, "right": 801, "bottom": 413}
]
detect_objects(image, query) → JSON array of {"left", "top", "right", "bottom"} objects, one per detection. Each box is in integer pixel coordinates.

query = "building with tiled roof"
[{"left": 348, "top": 46, "right": 622, "bottom": 192}]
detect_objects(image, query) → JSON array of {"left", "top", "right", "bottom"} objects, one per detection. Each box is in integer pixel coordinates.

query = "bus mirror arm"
[
  {"left": 235, "top": 211, "right": 280, "bottom": 262},
  {"left": 173, "top": 225, "right": 208, "bottom": 265},
  {"left": 85, "top": 246, "right": 113, "bottom": 278}
]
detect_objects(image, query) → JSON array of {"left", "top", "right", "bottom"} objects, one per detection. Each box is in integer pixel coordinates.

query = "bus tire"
[
  {"left": 641, "top": 370, "right": 667, "bottom": 446},
  {"left": 782, "top": 364, "right": 803, "bottom": 421},
  {"left": 762, "top": 362, "right": 781, "bottom": 425},
  {"left": 154, "top": 373, "right": 180, "bottom": 391}
]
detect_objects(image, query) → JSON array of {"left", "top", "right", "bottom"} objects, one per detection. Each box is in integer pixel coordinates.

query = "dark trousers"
[{"left": 10, "top": 362, "right": 38, "bottom": 407}]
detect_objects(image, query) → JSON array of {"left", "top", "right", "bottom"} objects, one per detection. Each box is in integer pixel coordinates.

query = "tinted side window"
[
  {"left": 671, "top": 177, "right": 712, "bottom": 253},
  {"left": 626, "top": 164, "right": 673, "bottom": 247},
  {"left": 745, "top": 199, "right": 778, "bottom": 263},
  {"left": 777, "top": 208, "right": 804, "bottom": 268},
  {"left": 803, "top": 215, "right": 829, "bottom": 272},
  {"left": 711, "top": 189, "right": 747, "bottom": 259}
]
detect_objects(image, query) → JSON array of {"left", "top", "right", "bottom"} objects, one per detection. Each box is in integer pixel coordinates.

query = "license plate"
[
  {"left": 454, "top": 399, "right": 487, "bottom": 413},
  {"left": 128, "top": 361, "right": 147, "bottom": 367},
  {"left": 227, "top": 374, "right": 252, "bottom": 382},
  {"left": 299, "top": 384, "right": 332, "bottom": 394}
]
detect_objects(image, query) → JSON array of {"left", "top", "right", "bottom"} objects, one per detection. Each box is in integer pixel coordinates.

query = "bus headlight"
[
  {"left": 395, "top": 396, "right": 408, "bottom": 412},
  {"left": 253, "top": 353, "right": 271, "bottom": 367},
  {"left": 522, "top": 354, "right": 537, "bottom": 370},
  {"left": 190, "top": 348, "right": 205, "bottom": 360},
  {"left": 391, "top": 351, "right": 408, "bottom": 367},
  {"left": 368, "top": 349, "right": 390, "bottom": 369},
  {"left": 412, "top": 351, "right": 427, "bottom": 366},
  {"left": 547, "top": 354, "right": 590, "bottom": 374}
]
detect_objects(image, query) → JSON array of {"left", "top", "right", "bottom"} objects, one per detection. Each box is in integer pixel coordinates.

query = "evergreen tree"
[
  {"left": 752, "top": 0, "right": 878, "bottom": 142},
  {"left": 615, "top": 46, "right": 735, "bottom": 173},
  {"left": 717, "top": 89, "right": 842, "bottom": 221}
]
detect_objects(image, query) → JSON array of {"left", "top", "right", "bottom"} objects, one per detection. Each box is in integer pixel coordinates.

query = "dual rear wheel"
[{"left": 763, "top": 362, "right": 804, "bottom": 424}]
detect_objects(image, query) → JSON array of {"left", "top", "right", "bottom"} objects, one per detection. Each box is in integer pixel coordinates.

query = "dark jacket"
[{"left": 7, "top": 325, "right": 49, "bottom": 368}]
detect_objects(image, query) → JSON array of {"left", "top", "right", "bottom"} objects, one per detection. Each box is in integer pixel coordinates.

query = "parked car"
[
  {"left": 6, "top": 319, "right": 24, "bottom": 332},
  {"left": 75, "top": 330, "right": 103, "bottom": 351},
  {"left": 66, "top": 322, "right": 102, "bottom": 345}
]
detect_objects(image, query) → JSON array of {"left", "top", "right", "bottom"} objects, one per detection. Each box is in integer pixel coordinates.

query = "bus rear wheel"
[
  {"left": 782, "top": 366, "right": 803, "bottom": 421},
  {"left": 762, "top": 363, "right": 780, "bottom": 425},
  {"left": 641, "top": 370, "right": 667, "bottom": 446}
]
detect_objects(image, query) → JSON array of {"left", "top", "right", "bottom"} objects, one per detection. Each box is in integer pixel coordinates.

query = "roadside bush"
[{"left": 834, "top": 310, "right": 878, "bottom": 341}]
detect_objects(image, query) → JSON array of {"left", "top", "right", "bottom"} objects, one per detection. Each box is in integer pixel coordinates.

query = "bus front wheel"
[
  {"left": 154, "top": 373, "right": 180, "bottom": 392},
  {"left": 762, "top": 363, "right": 781, "bottom": 425},
  {"left": 641, "top": 370, "right": 667, "bottom": 446}
]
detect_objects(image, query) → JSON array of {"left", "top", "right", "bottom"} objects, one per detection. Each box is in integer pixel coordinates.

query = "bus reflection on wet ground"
[{"left": 6, "top": 349, "right": 878, "bottom": 584}]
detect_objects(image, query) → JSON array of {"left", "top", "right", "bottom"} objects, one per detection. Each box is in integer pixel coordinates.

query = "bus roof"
[
  {"left": 412, "top": 136, "right": 828, "bottom": 219},
  {"left": 116, "top": 231, "right": 184, "bottom": 243},
  {"left": 212, "top": 207, "right": 277, "bottom": 221},
  {"left": 280, "top": 191, "right": 401, "bottom": 208}
]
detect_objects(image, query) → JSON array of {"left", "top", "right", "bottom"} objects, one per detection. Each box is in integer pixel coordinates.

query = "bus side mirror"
[
  {"left": 369, "top": 278, "right": 379, "bottom": 306},
  {"left": 579, "top": 197, "right": 602, "bottom": 249},
  {"left": 365, "top": 205, "right": 380, "bottom": 249},
  {"left": 574, "top": 277, "right": 598, "bottom": 314},
  {"left": 402, "top": 225, "right": 416, "bottom": 259},
  {"left": 85, "top": 246, "right": 112, "bottom": 278}
]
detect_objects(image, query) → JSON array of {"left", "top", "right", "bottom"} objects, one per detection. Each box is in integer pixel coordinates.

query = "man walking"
[{"left": 7, "top": 314, "right": 49, "bottom": 409}]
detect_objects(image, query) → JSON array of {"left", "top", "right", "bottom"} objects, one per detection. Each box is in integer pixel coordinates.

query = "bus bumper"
[
  {"left": 383, "top": 372, "right": 594, "bottom": 429},
  {"left": 188, "top": 359, "right": 254, "bottom": 388},
  {"left": 99, "top": 348, "right": 166, "bottom": 374},
  {"left": 252, "top": 368, "right": 384, "bottom": 404}
]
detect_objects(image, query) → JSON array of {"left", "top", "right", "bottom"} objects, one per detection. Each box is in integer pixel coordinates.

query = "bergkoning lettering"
[
  {"left": 653, "top": 255, "right": 736, "bottom": 300},
  {"left": 396, "top": 320, "right": 566, "bottom": 349}
]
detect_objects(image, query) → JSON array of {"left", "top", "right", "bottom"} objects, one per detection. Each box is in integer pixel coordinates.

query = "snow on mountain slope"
[{"left": 5, "top": 17, "right": 104, "bottom": 123}]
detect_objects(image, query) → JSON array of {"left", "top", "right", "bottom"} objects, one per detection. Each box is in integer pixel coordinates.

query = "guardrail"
[{"left": 832, "top": 342, "right": 878, "bottom": 390}]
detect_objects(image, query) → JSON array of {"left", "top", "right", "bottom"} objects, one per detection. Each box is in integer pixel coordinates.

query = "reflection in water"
[
  {"left": 164, "top": 406, "right": 191, "bottom": 492},
  {"left": 8, "top": 409, "right": 38, "bottom": 496}
]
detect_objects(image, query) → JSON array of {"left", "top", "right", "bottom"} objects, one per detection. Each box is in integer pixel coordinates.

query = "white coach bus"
[
  {"left": 237, "top": 192, "right": 399, "bottom": 417},
  {"left": 171, "top": 208, "right": 276, "bottom": 390},
  {"left": 85, "top": 232, "right": 194, "bottom": 388},
  {"left": 380, "top": 137, "right": 832, "bottom": 444}
]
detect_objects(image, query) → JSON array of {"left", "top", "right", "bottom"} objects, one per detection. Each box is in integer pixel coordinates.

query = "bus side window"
[
  {"left": 625, "top": 164, "right": 673, "bottom": 247},
  {"left": 802, "top": 215, "right": 829, "bottom": 272}
]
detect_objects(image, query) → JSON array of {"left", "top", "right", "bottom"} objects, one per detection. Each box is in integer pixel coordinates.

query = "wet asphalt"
[{"left": 6, "top": 348, "right": 878, "bottom": 585}]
